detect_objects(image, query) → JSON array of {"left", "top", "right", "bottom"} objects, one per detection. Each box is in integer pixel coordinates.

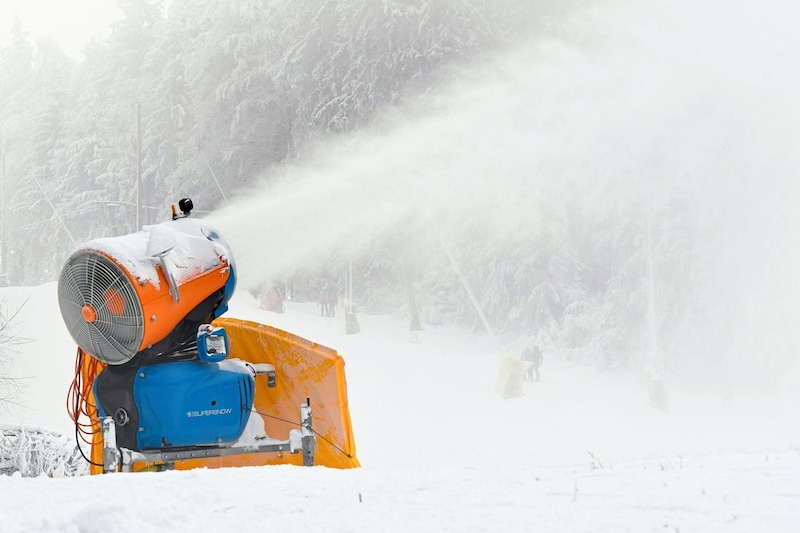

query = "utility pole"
[
  {"left": 341, "top": 116, "right": 359, "bottom": 335},
  {"left": 136, "top": 101, "right": 142, "bottom": 231},
  {"left": 645, "top": 186, "right": 668, "bottom": 412},
  {"left": 1, "top": 137, "right": 6, "bottom": 285},
  {"left": 345, "top": 250, "right": 360, "bottom": 334}
]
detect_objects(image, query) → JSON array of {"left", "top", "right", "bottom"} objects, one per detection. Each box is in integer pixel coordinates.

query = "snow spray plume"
[{"left": 209, "top": 0, "right": 800, "bottom": 388}]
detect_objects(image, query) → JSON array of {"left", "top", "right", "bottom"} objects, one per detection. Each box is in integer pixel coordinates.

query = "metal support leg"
[
  {"left": 300, "top": 398, "right": 316, "bottom": 467},
  {"left": 102, "top": 417, "right": 120, "bottom": 474},
  {"left": 105, "top": 401, "right": 315, "bottom": 471}
]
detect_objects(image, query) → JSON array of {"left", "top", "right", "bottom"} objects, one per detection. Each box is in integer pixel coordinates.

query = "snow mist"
[{"left": 209, "top": 0, "right": 800, "bottom": 388}]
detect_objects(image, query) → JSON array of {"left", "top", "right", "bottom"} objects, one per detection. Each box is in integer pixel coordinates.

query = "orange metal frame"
[{"left": 85, "top": 317, "right": 359, "bottom": 473}]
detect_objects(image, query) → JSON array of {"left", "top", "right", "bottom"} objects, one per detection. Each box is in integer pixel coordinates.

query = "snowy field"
[{"left": 0, "top": 283, "right": 798, "bottom": 532}]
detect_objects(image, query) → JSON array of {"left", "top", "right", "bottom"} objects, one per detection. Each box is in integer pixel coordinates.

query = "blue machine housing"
[{"left": 132, "top": 360, "right": 254, "bottom": 449}]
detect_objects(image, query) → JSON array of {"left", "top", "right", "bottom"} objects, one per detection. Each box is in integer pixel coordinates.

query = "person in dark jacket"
[
  {"left": 521, "top": 344, "right": 543, "bottom": 381},
  {"left": 320, "top": 282, "right": 330, "bottom": 316},
  {"left": 329, "top": 285, "right": 338, "bottom": 317}
]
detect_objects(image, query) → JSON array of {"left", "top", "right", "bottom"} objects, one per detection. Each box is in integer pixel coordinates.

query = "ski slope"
[{"left": 0, "top": 283, "right": 798, "bottom": 532}]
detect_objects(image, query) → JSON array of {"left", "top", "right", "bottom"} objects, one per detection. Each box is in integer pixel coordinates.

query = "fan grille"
[{"left": 58, "top": 251, "right": 144, "bottom": 365}]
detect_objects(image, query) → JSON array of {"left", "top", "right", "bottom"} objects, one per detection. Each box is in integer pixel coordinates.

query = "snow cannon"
[
  {"left": 57, "top": 199, "right": 261, "bottom": 453},
  {"left": 60, "top": 200, "right": 356, "bottom": 474},
  {"left": 59, "top": 200, "right": 319, "bottom": 472},
  {"left": 57, "top": 199, "right": 236, "bottom": 365}
]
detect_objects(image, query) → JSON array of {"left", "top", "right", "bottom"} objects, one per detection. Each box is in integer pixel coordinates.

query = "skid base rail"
[{"left": 101, "top": 401, "right": 316, "bottom": 473}]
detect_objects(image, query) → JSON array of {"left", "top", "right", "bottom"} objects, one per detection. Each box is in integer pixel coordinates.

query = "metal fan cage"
[{"left": 58, "top": 251, "right": 145, "bottom": 365}]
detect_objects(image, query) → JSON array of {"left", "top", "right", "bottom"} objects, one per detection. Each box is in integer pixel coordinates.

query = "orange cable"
[{"left": 66, "top": 348, "right": 105, "bottom": 446}]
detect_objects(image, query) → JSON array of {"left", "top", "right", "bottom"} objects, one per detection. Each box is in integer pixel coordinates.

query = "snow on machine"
[{"left": 58, "top": 199, "right": 359, "bottom": 473}]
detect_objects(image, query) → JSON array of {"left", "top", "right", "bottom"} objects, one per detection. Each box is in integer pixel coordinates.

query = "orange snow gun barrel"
[{"left": 57, "top": 201, "right": 236, "bottom": 365}]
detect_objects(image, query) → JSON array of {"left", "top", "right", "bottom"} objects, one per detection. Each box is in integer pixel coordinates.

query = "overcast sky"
[{"left": 0, "top": 0, "right": 120, "bottom": 59}]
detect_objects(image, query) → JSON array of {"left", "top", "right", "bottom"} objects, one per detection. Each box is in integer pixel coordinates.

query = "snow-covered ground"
[{"left": 1, "top": 283, "right": 799, "bottom": 532}]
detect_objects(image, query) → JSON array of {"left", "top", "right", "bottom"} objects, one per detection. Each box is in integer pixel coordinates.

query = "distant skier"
[
  {"left": 409, "top": 315, "right": 422, "bottom": 343},
  {"left": 261, "top": 283, "right": 285, "bottom": 313},
  {"left": 320, "top": 282, "right": 330, "bottom": 316},
  {"left": 521, "top": 344, "right": 543, "bottom": 381},
  {"left": 329, "top": 285, "right": 338, "bottom": 317},
  {"left": 531, "top": 345, "right": 543, "bottom": 381}
]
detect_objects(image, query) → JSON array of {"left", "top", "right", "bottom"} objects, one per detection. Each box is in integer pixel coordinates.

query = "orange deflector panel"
[{"left": 88, "top": 318, "right": 359, "bottom": 473}]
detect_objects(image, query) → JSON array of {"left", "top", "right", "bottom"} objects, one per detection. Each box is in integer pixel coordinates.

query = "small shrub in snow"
[{"left": 0, "top": 425, "right": 88, "bottom": 477}]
